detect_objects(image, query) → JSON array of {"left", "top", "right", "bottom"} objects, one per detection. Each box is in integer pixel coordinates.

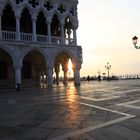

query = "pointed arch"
[
  {"left": 52, "top": 49, "right": 76, "bottom": 66},
  {"left": 51, "top": 14, "right": 61, "bottom": 36},
  {"left": 0, "top": 46, "right": 16, "bottom": 66},
  {"left": 53, "top": 49, "right": 77, "bottom": 86},
  {"left": 21, "top": 49, "right": 47, "bottom": 87},
  {"left": 54, "top": 52, "right": 70, "bottom": 66},
  {"left": 2, "top": 4, "right": 16, "bottom": 31},
  {"left": 64, "top": 16, "right": 73, "bottom": 37},
  {"left": 36, "top": 11, "right": 47, "bottom": 35},
  {"left": 19, "top": 48, "right": 48, "bottom": 67},
  {"left": 0, "top": 48, "right": 14, "bottom": 88},
  {"left": 20, "top": 7, "right": 32, "bottom": 33},
  {"left": 1, "top": 0, "right": 14, "bottom": 11}
]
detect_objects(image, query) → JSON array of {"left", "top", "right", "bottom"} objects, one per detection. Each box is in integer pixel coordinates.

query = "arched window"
[
  {"left": 2, "top": 4, "right": 16, "bottom": 31},
  {"left": 20, "top": 8, "right": 32, "bottom": 33},
  {"left": 36, "top": 11, "right": 47, "bottom": 35},
  {"left": 51, "top": 15, "right": 60, "bottom": 36},
  {"left": 64, "top": 17, "right": 72, "bottom": 37},
  {"left": 0, "top": 60, "right": 7, "bottom": 79}
]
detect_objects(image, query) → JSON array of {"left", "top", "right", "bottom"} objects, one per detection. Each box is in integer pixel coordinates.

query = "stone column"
[
  {"left": 73, "top": 28, "right": 77, "bottom": 46},
  {"left": 74, "top": 68, "right": 80, "bottom": 86},
  {"left": 36, "top": 68, "right": 41, "bottom": 86},
  {"left": 62, "top": 66, "right": 68, "bottom": 86},
  {"left": 0, "top": 13, "right": 2, "bottom": 39},
  {"left": 67, "top": 29, "right": 71, "bottom": 45},
  {"left": 47, "top": 19, "right": 51, "bottom": 44},
  {"left": 32, "top": 18, "right": 37, "bottom": 42},
  {"left": 60, "top": 20, "right": 65, "bottom": 45},
  {"left": 14, "top": 66, "right": 22, "bottom": 91},
  {"left": 73, "top": 64, "right": 81, "bottom": 86},
  {"left": 55, "top": 65, "right": 60, "bottom": 85},
  {"left": 16, "top": 16, "right": 20, "bottom": 40},
  {"left": 46, "top": 66, "right": 53, "bottom": 88},
  {"left": 41, "top": 73, "right": 45, "bottom": 87}
]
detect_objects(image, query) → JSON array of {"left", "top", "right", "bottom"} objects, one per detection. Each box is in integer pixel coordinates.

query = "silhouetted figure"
[
  {"left": 87, "top": 75, "right": 90, "bottom": 81},
  {"left": 98, "top": 75, "right": 101, "bottom": 81}
]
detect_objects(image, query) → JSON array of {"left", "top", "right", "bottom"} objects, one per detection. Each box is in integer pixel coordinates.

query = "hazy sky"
[{"left": 77, "top": 0, "right": 140, "bottom": 77}]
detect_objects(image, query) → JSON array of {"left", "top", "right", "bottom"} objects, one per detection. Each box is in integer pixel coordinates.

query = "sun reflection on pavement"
[
  {"left": 64, "top": 85, "right": 84, "bottom": 125},
  {"left": 66, "top": 85, "right": 78, "bottom": 99}
]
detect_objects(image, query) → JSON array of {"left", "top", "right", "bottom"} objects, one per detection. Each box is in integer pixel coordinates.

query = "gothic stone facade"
[{"left": 0, "top": 0, "right": 82, "bottom": 89}]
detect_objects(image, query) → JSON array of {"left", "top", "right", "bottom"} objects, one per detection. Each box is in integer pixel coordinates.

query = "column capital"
[
  {"left": 73, "top": 18, "right": 79, "bottom": 29},
  {"left": 15, "top": 15, "right": 21, "bottom": 19},
  {"left": 73, "top": 66, "right": 81, "bottom": 71},
  {"left": 14, "top": 65, "right": 22, "bottom": 70},
  {"left": 15, "top": 11, "right": 21, "bottom": 19},
  {"left": 60, "top": 18, "right": 65, "bottom": 26},
  {"left": 32, "top": 12, "right": 37, "bottom": 21},
  {"left": 45, "top": 61, "right": 53, "bottom": 69},
  {"left": 73, "top": 62, "right": 81, "bottom": 71},
  {"left": 73, "top": 25, "right": 78, "bottom": 30},
  {"left": 32, "top": 16, "right": 37, "bottom": 21},
  {"left": 46, "top": 16, "right": 52, "bottom": 24}
]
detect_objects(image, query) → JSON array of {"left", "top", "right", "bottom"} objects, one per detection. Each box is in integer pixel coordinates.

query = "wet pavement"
[{"left": 0, "top": 80, "right": 140, "bottom": 140}]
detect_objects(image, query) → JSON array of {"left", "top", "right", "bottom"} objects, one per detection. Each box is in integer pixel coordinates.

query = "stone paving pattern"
[{"left": 0, "top": 80, "right": 140, "bottom": 140}]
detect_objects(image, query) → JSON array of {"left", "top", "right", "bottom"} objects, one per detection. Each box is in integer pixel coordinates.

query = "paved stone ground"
[{"left": 0, "top": 80, "right": 140, "bottom": 140}]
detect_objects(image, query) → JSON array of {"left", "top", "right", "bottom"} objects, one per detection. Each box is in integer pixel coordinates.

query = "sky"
[{"left": 77, "top": 0, "right": 140, "bottom": 77}]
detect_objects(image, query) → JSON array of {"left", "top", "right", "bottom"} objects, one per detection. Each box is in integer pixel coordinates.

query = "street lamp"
[
  {"left": 105, "top": 62, "right": 111, "bottom": 80},
  {"left": 132, "top": 36, "right": 140, "bottom": 49}
]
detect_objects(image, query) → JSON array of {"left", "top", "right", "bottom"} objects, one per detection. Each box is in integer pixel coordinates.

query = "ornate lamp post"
[
  {"left": 132, "top": 36, "right": 140, "bottom": 49},
  {"left": 105, "top": 62, "right": 111, "bottom": 80}
]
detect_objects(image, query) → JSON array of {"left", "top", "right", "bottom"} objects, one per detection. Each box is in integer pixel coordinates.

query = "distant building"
[{"left": 0, "top": 0, "right": 82, "bottom": 89}]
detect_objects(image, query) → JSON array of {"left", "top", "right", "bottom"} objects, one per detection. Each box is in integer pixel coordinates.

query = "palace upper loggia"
[{"left": 0, "top": 0, "right": 83, "bottom": 90}]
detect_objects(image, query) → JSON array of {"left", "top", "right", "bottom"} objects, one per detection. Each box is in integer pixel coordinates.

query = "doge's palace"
[{"left": 0, "top": 0, "right": 82, "bottom": 90}]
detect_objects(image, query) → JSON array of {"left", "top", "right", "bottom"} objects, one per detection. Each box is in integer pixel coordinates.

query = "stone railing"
[
  {"left": 51, "top": 36, "right": 61, "bottom": 45},
  {"left": 37, "top": 34, "right": 48, "bottom": 43},
  {"left": 20, "top": 32, "right": 32, "bottom": 42},
  {"left": 2, "top": 31, "right": 16, "bottom": 40},
  {"left": 1, "top": 30, "right": 74, "bottom": 46}
]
